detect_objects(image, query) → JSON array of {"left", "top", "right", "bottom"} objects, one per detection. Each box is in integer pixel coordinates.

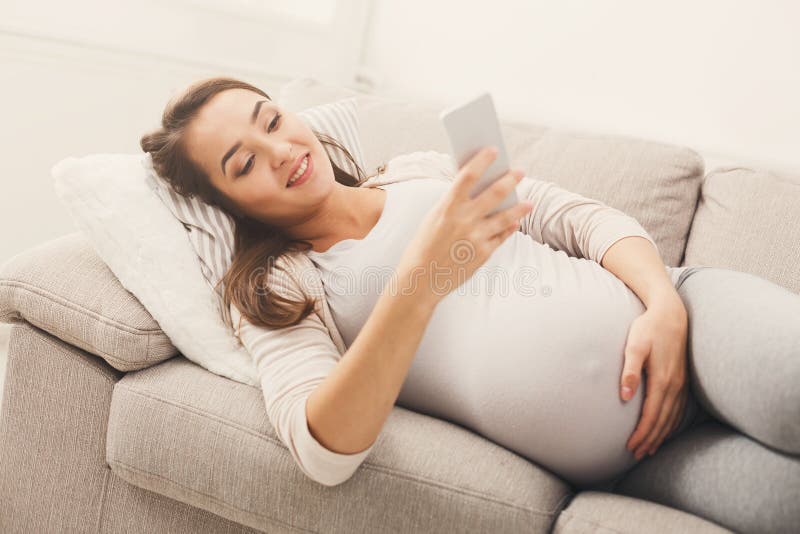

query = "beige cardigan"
[{"left": 230, "top": 150, "right": 660, "bottom": 487}]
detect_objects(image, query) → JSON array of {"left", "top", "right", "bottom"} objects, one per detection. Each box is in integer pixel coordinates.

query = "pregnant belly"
[{"left": 396, "top": 271, "right": 649, "bottom": 487}]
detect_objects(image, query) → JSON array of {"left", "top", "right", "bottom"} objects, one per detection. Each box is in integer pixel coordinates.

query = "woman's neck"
[{"left": 307, "top": 185, "right": 386, "bottom": 253}]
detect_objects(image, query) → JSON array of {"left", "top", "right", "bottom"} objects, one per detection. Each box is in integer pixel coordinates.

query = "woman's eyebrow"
[{"left": 220, "top": 99, "right": 269, "bottom": 176}]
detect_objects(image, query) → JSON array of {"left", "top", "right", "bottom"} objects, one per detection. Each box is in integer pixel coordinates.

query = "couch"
[{"left": 1, "top": 77, "right": 799, "bottom": 533}]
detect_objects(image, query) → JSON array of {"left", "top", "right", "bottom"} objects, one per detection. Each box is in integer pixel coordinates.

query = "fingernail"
[{"left": 621, "top": 386, "right": 633, "bottom": 400}]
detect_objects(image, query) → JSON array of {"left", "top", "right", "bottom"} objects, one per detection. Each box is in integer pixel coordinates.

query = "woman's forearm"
[
  {"left": 600, "top": 236, "right": 683, "bottom": 310},
  {"left": 305, "top": 267, "right": 440, "bottom": 454}
]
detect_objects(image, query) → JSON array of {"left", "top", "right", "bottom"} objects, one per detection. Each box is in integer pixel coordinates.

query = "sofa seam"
[
  {"left": 0, "top": 279, "right": 165, "bottom": 334},
  {"left": 557, "top": 510, "right": 625, "bottom": 534},
  {"left": 17, "top": 323, "right": 118, "bottom": 385},
  {"left": 0, "top": 284, "right": 173, "bottom": 369},
  {"left": 109, "top": 456, "right": 555, "bottom": 530},
  {"left": 114, "top": 384, "right": 566, "bottom": 518},
  {"left": 360, "top": 463, "right": 562, "bottom": 517},
  {"left": 108, "top": 459, "right": 315, "bottom": 534},
  {"left": 1, "top": 280, "right": 175, "bottom": 367},
  {"left": 95, "top": 467, "right": 111, "bottom": 532},
  {"left": 115, "top": 382, "right": 280, "bottom": 442},
  {"left": 679, "top": 181, "right": 705, "bottom": 265},
  {"left": 549, "top": 492, "right": 575, "bottom": 527},
  {"left": 144, "top": 333, "right": 165, "bottom": 363},
  {"left": 15, "top": 314, "right": 144, "bottom": 371}
]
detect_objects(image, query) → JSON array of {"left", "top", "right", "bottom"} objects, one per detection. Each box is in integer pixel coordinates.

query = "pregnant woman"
[{"left": 141, "top": 78, "right": 799, "bottom": 528}]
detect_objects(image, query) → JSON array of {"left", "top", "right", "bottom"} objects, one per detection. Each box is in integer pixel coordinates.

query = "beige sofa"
[{"left": 1, "top": 78, "right": 799, "bottom": 533}]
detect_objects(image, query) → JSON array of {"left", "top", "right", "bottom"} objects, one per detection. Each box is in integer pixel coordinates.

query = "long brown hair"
[{"left": 140, "top": 76, "right": 375, "bottom": 331}]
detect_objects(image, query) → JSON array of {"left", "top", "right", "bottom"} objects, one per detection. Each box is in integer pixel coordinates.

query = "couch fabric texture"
[
  {"left": 2, "top": 77, "right": 799, "bottom": 533},
  {"left": 683, "top": 166, "right": 800, "bottom": 293},
  {"left": 0, "top": 233, "right": 175, "bottom": 370}
]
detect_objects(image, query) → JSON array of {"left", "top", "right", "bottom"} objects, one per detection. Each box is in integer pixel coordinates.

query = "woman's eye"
[
  {"left": 239, "top": 112, "right": 281, "bottom": 176},
  {"left": 268, "top": 112, "right": 281, "bottom": 132},
  {"left": 240, "top": 156, "right": 254, "bottom": 176}
]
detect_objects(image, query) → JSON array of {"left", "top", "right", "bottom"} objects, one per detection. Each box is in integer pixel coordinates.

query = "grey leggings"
[{"left": 605, "top": 266, "right": 800, "bottom": 533}]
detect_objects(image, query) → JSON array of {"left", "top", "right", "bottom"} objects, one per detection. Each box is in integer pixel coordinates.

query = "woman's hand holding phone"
[{"left": 395, "top": 146, "right": 533, "bottom": 306}]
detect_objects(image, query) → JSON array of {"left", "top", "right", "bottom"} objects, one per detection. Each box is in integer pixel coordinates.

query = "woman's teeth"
[{"left": 288, "top": 155, "right": 309, "bottom": 187}]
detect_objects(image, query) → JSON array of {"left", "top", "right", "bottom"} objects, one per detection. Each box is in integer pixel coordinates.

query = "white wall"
[
  {"left": 360, "top": 0, "right": 800, "bottom": 175},
  {"left": 0, "top": 33, "right": 283, "bottom": 266},
  {"left": 0, "top": 0, "right": 371, "bottom": 265},
  {"left": 1, "top": 0, "right": 797, "bottom": 266}
]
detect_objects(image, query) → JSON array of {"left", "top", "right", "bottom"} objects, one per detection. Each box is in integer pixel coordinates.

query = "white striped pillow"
[{"left": 145, "top": 97, "right": 365, "bottom": 301}]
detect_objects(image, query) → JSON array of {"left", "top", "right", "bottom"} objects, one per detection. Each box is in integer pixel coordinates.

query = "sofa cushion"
[
  {"left": 553, "top": 491, "right": 731, "bottom": 533},
  {"left": 0, "top": 233, "right": 175, "bottom": 370},
  {"left": 107, "top": 357, "right": 573, "bottom": 533},
  {"left": 279, "top": 77, "right": 705, "bottom": 266},
  {"left": 682, "top": 167, "right": 800, "bottom": 293}
]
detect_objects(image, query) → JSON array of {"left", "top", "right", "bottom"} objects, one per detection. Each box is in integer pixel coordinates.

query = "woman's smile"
[{"left": 287, "top": 153, "right": 313, "bottom": 188}]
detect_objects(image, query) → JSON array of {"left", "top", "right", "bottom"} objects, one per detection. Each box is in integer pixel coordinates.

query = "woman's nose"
[{"left": 253, "top": 139, "right": 292, "bottom": 168}]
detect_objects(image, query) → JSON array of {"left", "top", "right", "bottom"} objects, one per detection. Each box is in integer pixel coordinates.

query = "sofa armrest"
[{"left": 0, "top": 232, "right": 176, "bottom": 371}]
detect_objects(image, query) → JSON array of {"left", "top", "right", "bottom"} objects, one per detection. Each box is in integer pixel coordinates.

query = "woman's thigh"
[{"left": 674, "top": 266, "right": 800, "bottom": 455}]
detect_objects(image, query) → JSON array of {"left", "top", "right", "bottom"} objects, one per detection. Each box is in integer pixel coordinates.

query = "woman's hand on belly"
[{"left": 620, "top": 295, "right": 689, "bottom": 460}]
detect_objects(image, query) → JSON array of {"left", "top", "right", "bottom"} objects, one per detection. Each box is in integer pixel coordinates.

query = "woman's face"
[{"left": 183, "top": 88, "right": 334, "bottom": 226}]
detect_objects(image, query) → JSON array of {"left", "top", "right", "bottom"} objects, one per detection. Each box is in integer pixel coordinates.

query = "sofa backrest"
[
  {"left": 3, "top": 79, "right": 796, "bottom": 372},
  {"left": 682, "top": 166, "right": 800, "bottom": 293},
  {"left": 279, "top": 77, "right": 705, "bottom": 267}
]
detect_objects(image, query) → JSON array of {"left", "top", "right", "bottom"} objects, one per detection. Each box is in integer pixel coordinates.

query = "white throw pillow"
[{"left": 52, "top": 97, "right": 367, "bottom": 386}]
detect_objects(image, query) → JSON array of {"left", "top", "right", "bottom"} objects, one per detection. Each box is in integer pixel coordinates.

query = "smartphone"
[{"left": 439, "top": 92, "right": 518, "bottom": 216}]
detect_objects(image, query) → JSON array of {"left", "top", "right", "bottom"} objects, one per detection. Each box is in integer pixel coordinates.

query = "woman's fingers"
[
  {"left": 399, "top": 147, "right": 531, "bottom": 306},
  {"left": 484, "top": 201, "right": 533, "bottom": 238},
  {"left": 650, "top": 388, "right": 687, "bottom": 455},
  {"left": 489, "top": 222, "right": 519, "bottom": 247},
  {"left": 666, "top": 391, "right": 687, "bottom": 435},
  {"left": 659, "top": 389, "right": 686, "bottom": 452},
  {"left": 635, "top": 384, "right": 679, "bottom": 459},
  {"left": 628, "top": 379, "right": 667, "bottom": 458},
  {"left": 451, "top": 146, "right": 499, "bottom": 202},
  {"left": 472, "top": 169, "right": 525, "bottom": 216}
]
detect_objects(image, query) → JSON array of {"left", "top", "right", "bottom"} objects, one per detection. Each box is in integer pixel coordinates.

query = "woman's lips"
[
  {"left": 287, "top": 154, "right": 313, "bottom": 188},
  {"left": 287, "top": 152, "right": 308, "bottom": 182}
]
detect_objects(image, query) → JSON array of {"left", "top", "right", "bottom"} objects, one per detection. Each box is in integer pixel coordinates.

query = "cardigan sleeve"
[
  {"left": 514, "top": 175, "right": 659, "bottom": 265},
  {"left": 230, "top": 271, "right": 375, "bottom": 487}
]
